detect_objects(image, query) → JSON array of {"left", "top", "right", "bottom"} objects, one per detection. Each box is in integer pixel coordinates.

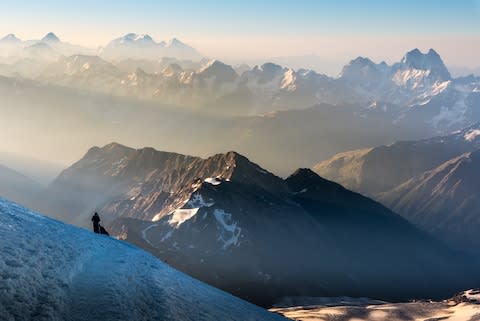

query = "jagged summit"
[
  {"left": 253, "top": 62, "right": 285, "bottom": 77},
  {"left": 346, "top": 56, "right": 376, "bottom": 67},
  {"left": 48, "top": 144, "right": 287, "bottom": 224},
  {"left": 245, "top": 62, "right": 286, "bottom": 84},
  {"left": 119, "top": 33, "right": 155, "bottom": 46},
  {"left": 198, "top": 59, "right": 238, "bottom": 82},
  {"left": 258, "top": 62, "right": 283, "bottom": 72},
  {"left": 105, "top": 33, "right": 159, "bottom": 49},
  {"left": 161, "top": 63, "right": 183, "bottom": 76},
  {"left": 41, "top": 143, "right": 479, "bottom": 306},
  {"left": 399, "top": 48, "right": 451, "bottom": 80},
  {"left": 102, "top": 33, "right": 201, "bottom": 60},
  {"left": 338, "top": 56, "right": 392, "bottom": 88}
]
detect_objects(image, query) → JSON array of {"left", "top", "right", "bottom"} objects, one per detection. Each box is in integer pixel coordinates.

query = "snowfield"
[
  {"left": 0, "top": 198, "right": 287, "bottom": 321},
  {"left": 271, "top": 294, "right": 480, "bottom": 321}
]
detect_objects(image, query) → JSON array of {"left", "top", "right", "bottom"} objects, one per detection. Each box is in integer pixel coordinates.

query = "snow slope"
[
  {"left": 272, "top": 292, "right": 480, "bottom": 321},
  {"left": 0, "top": 198, "right": 287, "bottom": 321}
]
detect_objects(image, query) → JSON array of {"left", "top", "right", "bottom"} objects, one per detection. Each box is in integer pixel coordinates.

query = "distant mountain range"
[
  {"left": 101, "top": 33, "right": 201, "bottom": 60},
  {"left": 0, "top": 32, "right": 202, "bottom": 61},
  {"left": 315, "top": 123, "right": 480, "bottom": 253},
  {"left": 1, "top": 36, "right": 479, "bottom": 129},
  {"left": 30, "top": 143, "right": 478, "bottom": 307},
  {"left": 2, "top": 34, "right": 480, "bottom": 206}
]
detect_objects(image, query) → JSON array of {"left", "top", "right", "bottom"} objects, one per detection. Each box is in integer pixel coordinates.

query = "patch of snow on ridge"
[
  {"left": 392, "top": 69, "right": 430, "bottom": 88},
  {"left": 280, "top": 69, "right": 297, "bottom": 91},
  {"left": 168, "top": 208, "right": 199, "bottom": 228},
  {"left": 431, "top": 80, "right": 450, "bottom": 95},
  {"left": 204, "top": 177, "right": 222, "bottom": 185},
  {"left": 465, "top": 129, "right": 480, "bottom": 142},
  {"left": 187, "top": 193, "right": 214, "bottom": 208},
  {"left": 295, "top": 188, "right": 308, "bottom": 194},
  {"left": 213, "top": 209, "right": 242, "bottom": 249},
  {"left": 430, "top": 97, "right": 468, "bottom": 129}
]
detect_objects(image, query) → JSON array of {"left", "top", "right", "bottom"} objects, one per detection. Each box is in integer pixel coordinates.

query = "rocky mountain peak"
[
  {"left": 399, "top": 48, "right": 451, "bottom": 80},
  {"left": 197, "top": 60, "right": 238, "bottom": 82},
  {"left": 201, "top": 151, "right": 288, "bottom": 194},
  {"left": 339, "top": 56, "right": 390, "bottom": 84},
  {"left": 286, "top": 168, "right": 343, "bottom": 195}
]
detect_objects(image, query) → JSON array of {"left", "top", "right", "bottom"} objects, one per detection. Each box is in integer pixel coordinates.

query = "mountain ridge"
[
  {"left": 314, "top": 123, "right": 480, "bottom": 252},
  {"left": 32, "top": 142, "right": 480, "bottom": 307}
]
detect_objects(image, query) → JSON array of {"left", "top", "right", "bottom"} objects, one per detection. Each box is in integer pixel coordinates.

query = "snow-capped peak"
[
  {"left": 42, "top": 32, "right": 60, "bottom": 43},
  {"left": 107, "top": 33, "right": 157, "bottom": 48},
  {"left": 399, "top": 48, "right": 451, "bottom": 80},
  {"left": 0, "top": 33, "right": 21, "bottom": 43},
  {"left": 281, "top": 68, "right": 297, "bottom": 91},
  {"left": 124, "top": 33, "right": 154, "bottom": 43},
  {"left": 347, "top": 56, "right": 376, "bottom": 68},
  {"left": 464, "top": 129, "right": 480, "bottom": 142}
]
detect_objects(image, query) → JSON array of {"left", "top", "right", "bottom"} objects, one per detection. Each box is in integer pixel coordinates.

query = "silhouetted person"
[{"left": 92, "top": 212, "right": 101, "bottom": 233}]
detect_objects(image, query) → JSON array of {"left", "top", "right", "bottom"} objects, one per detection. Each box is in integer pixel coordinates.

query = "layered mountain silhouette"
[
  {"left": 1, "top": 42, "right": 480, "bottom": 175},
  {"left": 315, "top": 123, "right": 480, "bottom": 252},
  {"left": 379, "top": 150, "right": 480, "bottom": 252},
  {"left": 314, "top": 123, "right": 480, "bottom": 196},
  {"left": 38, "top": 143, "right": 478, "bottom": 307},
  {"left": 1, "top": 40, "right": 479, "bottom": 126}
]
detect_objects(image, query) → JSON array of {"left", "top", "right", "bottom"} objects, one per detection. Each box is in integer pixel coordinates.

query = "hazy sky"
[{"left": 1, "top": 0, "right": 479, "bottom": 74}]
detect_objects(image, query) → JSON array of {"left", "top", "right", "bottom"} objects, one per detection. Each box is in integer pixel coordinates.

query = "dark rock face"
[
  {"left": 315, "top": 124, "right": 480, "bottom": 253},
  {"left": 43, "top": 144, "right": 286, "bottom": 225},
  {"left": 41, "top": 143, "right": 479, "bottom": 307},
  {"left": 379, "top": 150, "right": 480, "bottom": 252}
]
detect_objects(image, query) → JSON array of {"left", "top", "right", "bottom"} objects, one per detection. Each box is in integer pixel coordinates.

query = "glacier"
[{"left": 0, "top": 198, "right": 286, "bottom": 321}]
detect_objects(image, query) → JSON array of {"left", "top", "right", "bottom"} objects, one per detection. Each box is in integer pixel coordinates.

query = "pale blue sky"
[{"left": 1, "top": 0, "right": 479, "bottom": 71}]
